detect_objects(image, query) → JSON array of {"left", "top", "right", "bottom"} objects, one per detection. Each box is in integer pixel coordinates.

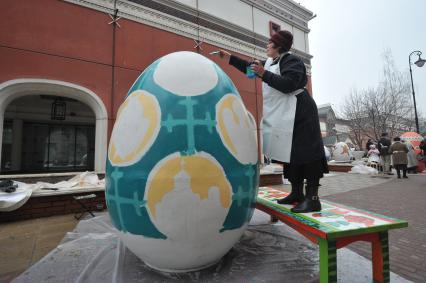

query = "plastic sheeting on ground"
[
  {"left": 260, "top": 163, "right": 283, "bottom": 174},
  {"left": 0, "top": 172, "right": 104, "bottom": 212},
  {"left": 13, "top": 211, "right": 411, "bottom": 283},
  {"left": 349, "top": 161, "right": 378, "bottom": 175}
]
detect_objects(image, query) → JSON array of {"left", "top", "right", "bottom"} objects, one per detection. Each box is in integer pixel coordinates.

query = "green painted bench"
[{"left": 256, "top": 187, "right": 408, "bottom": 283}]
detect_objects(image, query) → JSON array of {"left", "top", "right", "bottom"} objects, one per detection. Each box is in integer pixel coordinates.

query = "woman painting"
[{"left": 217, "top": 30, "right": 328, "bottom": 213}]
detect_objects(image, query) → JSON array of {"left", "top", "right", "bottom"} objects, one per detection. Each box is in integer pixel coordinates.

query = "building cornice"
[
  {"left": 242, "top": 0, "right": 313, "bottom": 32},
  {"left": 63, "top": 0, "right": 115, "bottom": 13},
  {"left": 269, "top": 0, "right": 314, "bottom": 20},
  {"left": 135, "top": 0, "right": 313, "bottom": 32}
]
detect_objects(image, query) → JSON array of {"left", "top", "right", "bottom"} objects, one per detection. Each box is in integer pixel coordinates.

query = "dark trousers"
[
  {"left": 291, "top": 178, "right": 320, "bottom": 188},
  {"left": 395, "top": 164, "right": 407, "bottom": 178}
]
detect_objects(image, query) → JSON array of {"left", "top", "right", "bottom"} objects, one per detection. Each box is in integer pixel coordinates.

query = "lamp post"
[{"left": 408, "top": 50, "right": 426, "bottom": 133}]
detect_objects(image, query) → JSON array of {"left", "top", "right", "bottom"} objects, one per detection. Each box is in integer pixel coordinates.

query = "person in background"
[
  {"left": 378, "top": 132, "right": 392, "bottom": 174},
  {"left": 217, "top": 30, "right": 328, "bottom": 213},
  {"left": 365, "top": 139, "right": 373, "bottom": 155},
  {"left": 420, "top": 138, "right": 426, "bottom": 166},
  {"left": 367, "top": 144, "right": 380, "bottom": 164},
  {"left": 389, "top": 137, "right": 408, "bottom": 179},
  {"left": 403, "top": 139, "right": 417, "bottom": 174},
  {"left": 420, "top": 138, "right": 426, "bottom": 157}
]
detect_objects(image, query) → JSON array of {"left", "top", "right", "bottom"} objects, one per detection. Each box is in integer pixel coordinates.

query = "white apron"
[{"left": 262, "top": 56, "right": 303, "bottom": 163}]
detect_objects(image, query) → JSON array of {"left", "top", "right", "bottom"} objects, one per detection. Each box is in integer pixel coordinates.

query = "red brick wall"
[
  {"left": 1, "top": 0, "right": 314, "bottom": 178},
  {"left": 327, "top": 164, "right": 353, "bottom": 173},
  {"left": 0, "top": 191, "right": 106, "bottom": 222},
  {"left": 259, "top": 174, "right": 283, "bottom": 186}
]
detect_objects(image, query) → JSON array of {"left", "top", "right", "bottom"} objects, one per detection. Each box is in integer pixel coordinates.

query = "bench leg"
[
  {"left": 74, "top": 199, "right": 96, "bottom": 220},
  {"left": 319, "top": 238, "right": 337, "bottom": 283},
  {"left": 372, "top": 231, "right": 390, "bottom": 283}
]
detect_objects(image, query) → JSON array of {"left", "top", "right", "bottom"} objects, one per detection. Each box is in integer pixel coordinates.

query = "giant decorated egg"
[
  {"left": 105, "top": 51, "right": 259, "bottom": 272},
  {"left": 332, "top": 142, "right": 352, "bottom": 162}
]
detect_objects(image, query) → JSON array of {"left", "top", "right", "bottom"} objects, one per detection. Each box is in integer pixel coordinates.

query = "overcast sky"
[{"left": 295, "top": 0, "right": 426, "bottom": 118}]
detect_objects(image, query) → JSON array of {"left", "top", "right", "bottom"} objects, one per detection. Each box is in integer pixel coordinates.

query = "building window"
[{"left": 20, "top": 123, "right": 95, "bottom": 173}]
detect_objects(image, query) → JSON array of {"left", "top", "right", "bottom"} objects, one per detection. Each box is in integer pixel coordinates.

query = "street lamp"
[{"left": 408, "top": 50, "right": 425, "bottom": 133}]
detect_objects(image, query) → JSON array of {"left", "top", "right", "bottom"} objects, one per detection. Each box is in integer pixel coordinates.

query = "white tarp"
[
  {"left": 349, "top": 161, "right": 378, "bottom": 175},
  {"left": 260, "top": 163, "right": 283, "bottom": 174},
  {"left": 0, "top": 172, "right": 104, "bottom": 212},
  {"left": 0, "top": 181, "right": 32, "bottom": 212}
]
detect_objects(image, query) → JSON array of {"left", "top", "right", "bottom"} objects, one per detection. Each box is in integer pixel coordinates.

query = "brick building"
[{"left": 0, "top": 0, "right": 314, "bottom": 174}]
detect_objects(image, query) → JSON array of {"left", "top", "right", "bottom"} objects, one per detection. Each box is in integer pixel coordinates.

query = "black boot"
[
  {"left": 403, "top": 167, "right": 408, "bottom": 178},
  {"left": 277, "top": 182, "right": 304, "bottom": 205},
  {"left": 291, "top": 185, "right": 321, "bottom": 213}
]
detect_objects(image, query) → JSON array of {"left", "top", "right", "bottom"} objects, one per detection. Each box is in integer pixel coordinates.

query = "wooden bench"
[{"left": 256, "top": 187, "right": 408, "bottom": 283}]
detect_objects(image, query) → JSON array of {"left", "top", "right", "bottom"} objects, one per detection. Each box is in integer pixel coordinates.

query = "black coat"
[
  {"left": 229, "top": 53, "right": 325, "bottom": 165},
  {"left": 420, "top": 140, "right": 426, "bottom": 153},
  {"left": 378, "top": 137, "right": 391, "bottom": 156}
]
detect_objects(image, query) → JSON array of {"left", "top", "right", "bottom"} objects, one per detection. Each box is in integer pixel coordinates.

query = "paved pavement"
[
  {"left": 324, "top": 173, "right": 426, "bottom": 283},
  {"left": 0, "top": 214, "right": 78, "bottom": 283},
  {"left": 275, "top": 171, "right": 425, "bottom": 283}
]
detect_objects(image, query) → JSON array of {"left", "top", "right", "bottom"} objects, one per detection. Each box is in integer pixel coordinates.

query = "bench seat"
[{"left": 256, "top": 187, "right": 408, "bottom": 283}]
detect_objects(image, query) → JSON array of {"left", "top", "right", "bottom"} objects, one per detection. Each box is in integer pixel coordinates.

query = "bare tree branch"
[{"left": 341, "top": 50, "right": 416, "bottom": 148}]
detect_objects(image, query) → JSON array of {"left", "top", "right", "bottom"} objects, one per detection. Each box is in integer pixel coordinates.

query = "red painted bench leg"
[{"left": 372, "top": 231, "right": 390, "bottom": 283}]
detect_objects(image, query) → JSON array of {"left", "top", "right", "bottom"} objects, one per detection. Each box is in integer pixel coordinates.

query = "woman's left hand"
[{"left": 251, "top": 60, "right": 265, "bottom": 77}]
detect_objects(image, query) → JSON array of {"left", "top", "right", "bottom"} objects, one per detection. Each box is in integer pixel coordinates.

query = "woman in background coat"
[
  {"left": 389, "top": 137, "right": 409, "bottom": 179},
  {"left": 403, "top": 139, "right": 417, "bottom": 173}
]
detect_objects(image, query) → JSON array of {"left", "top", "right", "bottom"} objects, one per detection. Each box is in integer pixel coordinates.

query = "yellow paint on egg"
[{"left": 146, "top": 154, "right": 232, "bottom": 218}]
